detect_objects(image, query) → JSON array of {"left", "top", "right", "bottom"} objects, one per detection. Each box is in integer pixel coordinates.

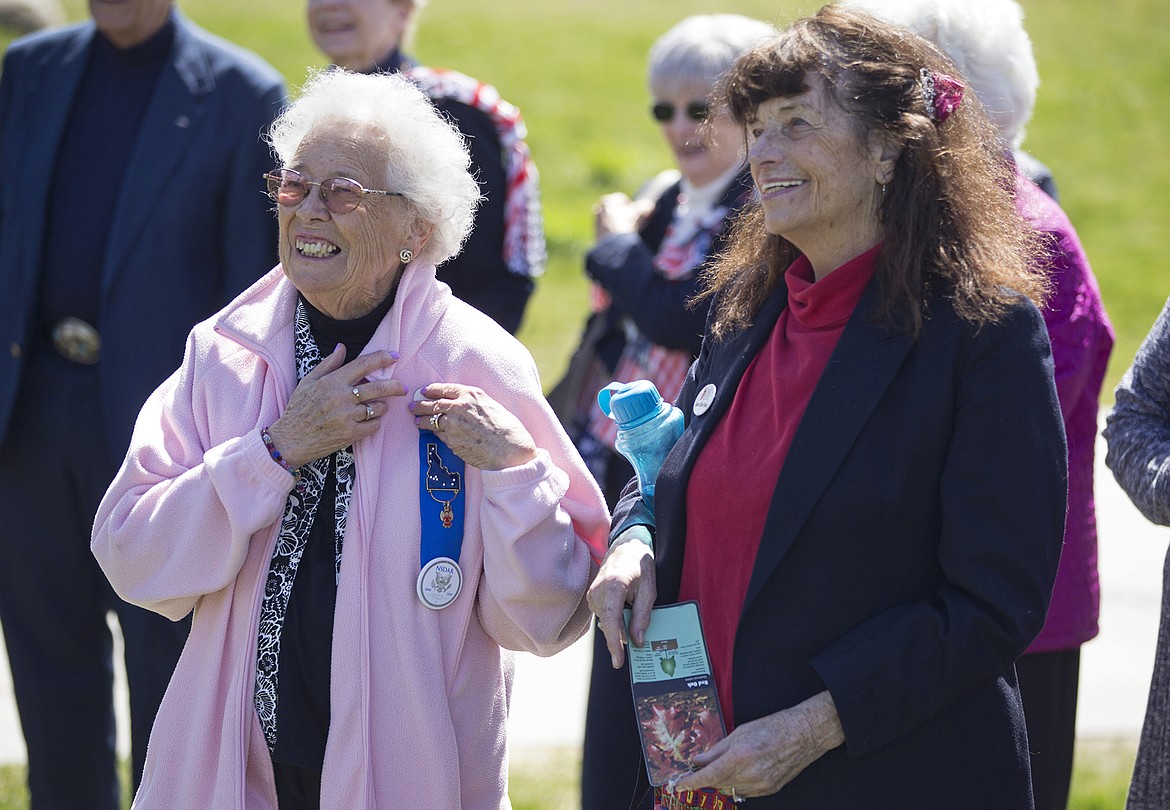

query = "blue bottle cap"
[{"left": 597, "top": 380, "right": 666, "bottom": 429}]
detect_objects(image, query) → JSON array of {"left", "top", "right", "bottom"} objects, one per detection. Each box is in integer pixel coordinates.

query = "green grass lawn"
[
  {"left": 47, "top": 0, "right": 1170, "bottom": 394},
  {"left": 0, "top": 737, "right": 1142, "bottom": 808}
]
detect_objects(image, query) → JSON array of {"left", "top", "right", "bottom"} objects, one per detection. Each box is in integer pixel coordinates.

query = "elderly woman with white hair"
[
  {"left": 561, "top": 14, "right": 775, "bottom": 510},
  {"left": 90, "top": 69, "right": 608, "bottom": 809},
  {"left": 840, "top": 2, "right": 1114, "bottom": 808}
]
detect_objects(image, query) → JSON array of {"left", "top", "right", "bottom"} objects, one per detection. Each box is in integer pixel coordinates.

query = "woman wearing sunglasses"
[
  {"left": 90, "top": 69, "right": 608, "bottom": 809},
  {"left": 570, "top": 14, "right": 775, "bottom": 810}
]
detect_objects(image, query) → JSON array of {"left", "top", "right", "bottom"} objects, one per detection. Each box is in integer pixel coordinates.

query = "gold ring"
[
  {"left": 352, "top": 386, "right": 361, "bottom": 402},
  {"left": 429, "top": 413, "right": 444, "bottom": 431},
  {"left": 364, "top": 404, "right": 374, "bottom": 421}
]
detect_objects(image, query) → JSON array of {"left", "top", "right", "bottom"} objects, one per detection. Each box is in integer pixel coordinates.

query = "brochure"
[{"left": 624, "top": 601, "right": 727, "bottom": 786}]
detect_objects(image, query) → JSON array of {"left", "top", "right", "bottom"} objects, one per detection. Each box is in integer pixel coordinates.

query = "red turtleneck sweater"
[{"left": 680, "top": 244, "right": 880, "bottom": 728}]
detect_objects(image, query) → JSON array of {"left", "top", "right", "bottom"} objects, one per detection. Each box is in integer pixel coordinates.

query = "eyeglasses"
[
  {"left": 264, "top": 168, "right": 403, "bottom": 214},
  {"left": 651, "top": 101, "right": 710, "bottom": 123}
]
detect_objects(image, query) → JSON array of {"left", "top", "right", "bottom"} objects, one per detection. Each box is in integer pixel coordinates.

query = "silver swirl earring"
[{"left": 399, "top": 248, "right": 413, "bottom": 265}]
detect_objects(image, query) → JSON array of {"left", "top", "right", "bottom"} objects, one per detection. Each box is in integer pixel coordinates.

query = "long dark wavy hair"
[{"left": 700, "top": 5, "right": 1045, "bottom": 340}]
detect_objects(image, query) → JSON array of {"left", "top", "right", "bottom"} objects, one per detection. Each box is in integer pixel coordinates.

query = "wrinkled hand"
[
  {"left": 587, "top": 527, "right": 656, "bottom": 668},
  {"left": 593, "top": 192, "right": 655, "bottom": 238},
  {"left": 411, "top": 383, "right": 538, "bottom": 470},
  {"left": 668, "top": 691, "right": 845, "bottom": 801},
  {"left": 267, "top": 346, "right": 406, "bottom": 468}
]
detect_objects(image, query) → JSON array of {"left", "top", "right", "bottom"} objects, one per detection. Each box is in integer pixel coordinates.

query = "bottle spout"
[
  {"left": 597, "top": 379, "right": 667, "bottom": 429},
  {"left": 597, "top": 382, "right": 625, "bottom": 421}
]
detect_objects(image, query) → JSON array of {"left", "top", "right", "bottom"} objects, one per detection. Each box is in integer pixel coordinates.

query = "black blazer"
[{"left": 612, "top": 275, "right": 1067, "bottom": 808}]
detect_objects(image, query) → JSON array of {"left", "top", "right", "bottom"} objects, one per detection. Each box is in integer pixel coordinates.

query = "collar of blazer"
[
  {"left": 100, "top": 11, "right": 215, "bottom": 294},
  {"left": 658, "top": 275, "right": 913, "bottom": 615}
]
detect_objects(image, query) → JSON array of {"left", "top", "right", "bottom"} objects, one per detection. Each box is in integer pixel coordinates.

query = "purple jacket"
[{"left": 1016, "top": 167, "right": 1114, "bottom": 653}]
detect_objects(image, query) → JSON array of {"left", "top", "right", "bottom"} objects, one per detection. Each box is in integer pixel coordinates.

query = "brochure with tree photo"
[{"left": 623, "top": 601, "right": 727, "bottom": 786}]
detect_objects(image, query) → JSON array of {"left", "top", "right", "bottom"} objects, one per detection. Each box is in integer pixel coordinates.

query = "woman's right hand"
[
  {"left": 587, "top": 526, "right": 657, "bottom": 669},
  {"left": 266, "top": 345, "right": 407, "bottom": 469}
]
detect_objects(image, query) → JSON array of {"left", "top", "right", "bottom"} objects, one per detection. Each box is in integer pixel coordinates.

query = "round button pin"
[
  {"left": 416, "top": 556, "right": 463, "bottom": 610},
  {"left": 693, "top": 383, "right": 717, "bottom": 416}
]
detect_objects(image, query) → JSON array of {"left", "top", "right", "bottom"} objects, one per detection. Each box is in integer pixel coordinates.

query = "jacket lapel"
[
  {"left": 7, "top": 26, "right": 91, "bottom": 298},
  {"left": 102, "top": 14, "right": 211, "bottom": 294},
  {"left": 741, "top": 281, "right": 913, "bottom": 615},
  {"left": 655, "top": 282, "right": 788, "bottom": 599}
]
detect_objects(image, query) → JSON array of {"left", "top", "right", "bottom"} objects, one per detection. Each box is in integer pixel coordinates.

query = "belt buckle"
[{"left": 51, "top": 317, "right": 101, "bottom": 365}]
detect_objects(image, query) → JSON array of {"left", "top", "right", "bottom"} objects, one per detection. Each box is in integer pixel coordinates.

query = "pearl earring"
[{"left": 399, "top": 249, "right": 413, "bottom": 264}]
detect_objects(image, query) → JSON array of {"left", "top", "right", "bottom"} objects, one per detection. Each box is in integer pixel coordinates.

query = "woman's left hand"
[
  {"left": 667, "top": 691, "right": 845, "bottom": 801},
  {"left": 412, "top": 383, "right": 538, "bottom": 470},
  {"left": 594, "top": 192, "right": 655, "bottom": 239}
]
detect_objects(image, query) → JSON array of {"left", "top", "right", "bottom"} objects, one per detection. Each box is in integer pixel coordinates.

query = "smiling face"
[
  {"left": 653, "top": 79, "right": 743, "bottom": 187},
  {"left": 746, "top": 73, "right": 893, "bottom": 277},
  {"left": 307, "top": 0, "right": 411, "bottom": 71},
  {"left": 89, "top": 0, "right": 171, "bottom": 48},
  {"left": 277, "top": 124, "right": 426, "bottom": 320}
]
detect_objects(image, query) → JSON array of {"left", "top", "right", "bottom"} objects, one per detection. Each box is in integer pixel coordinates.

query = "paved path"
[{"left": 2, "top": 429, "right": 1167, "bottom": 763}]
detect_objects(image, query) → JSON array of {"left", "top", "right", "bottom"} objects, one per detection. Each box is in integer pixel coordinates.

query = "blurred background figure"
[
  {"left": 0, "top": 0, "right": 285, "bottom": 805},
  {"left": 1104, "top": 295, "right": 1170, "bottom": 810},
  {"left": 846, "top": 0, "right": 1060, "bottom": 198},
  {"left": 306, "top": 0, "right": 544, "bottom": 334},
  {"left": 840, "top": 2, "right": 1114, "bottom": 808},
  {"left": 570, "top": 14, "right": 775, "bottom": 810},
  {"left": 555, "top": 13, "right": 775, "bottom": 510},
  {"left": 0, "top": 0, "right": 62, "bottom": 48}
]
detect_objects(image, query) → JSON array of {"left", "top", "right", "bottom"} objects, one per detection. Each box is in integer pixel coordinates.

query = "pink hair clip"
[{"left": 919, "top": 68, "right": 964, "bottom": 124}]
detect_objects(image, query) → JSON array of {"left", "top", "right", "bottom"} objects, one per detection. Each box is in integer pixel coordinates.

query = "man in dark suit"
[{"left": 0, "top": 0, "right": 285, "bottom": 804}]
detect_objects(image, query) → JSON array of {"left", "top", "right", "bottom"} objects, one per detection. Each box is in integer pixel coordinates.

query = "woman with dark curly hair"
[{"left": 588, "top": 7, "right": 1067, "bottom": 808}]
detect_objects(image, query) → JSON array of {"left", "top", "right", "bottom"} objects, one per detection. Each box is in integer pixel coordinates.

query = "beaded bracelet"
[{"left": 261, "top": 426, "right": 305, "bottom": 494}]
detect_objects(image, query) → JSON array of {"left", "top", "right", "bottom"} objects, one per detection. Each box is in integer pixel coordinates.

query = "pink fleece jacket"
[{"left": 91, "top": 263, "right": 609, "bottom": 809}]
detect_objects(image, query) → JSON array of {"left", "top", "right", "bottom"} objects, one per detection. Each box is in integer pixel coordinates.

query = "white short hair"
[
  {"left": 647, "top": 14, "right": 777, "bottom": 99},
  {"left": 268, "top": 69, "right": 480, "bottom": 268},
  {"left": 838, "top": 0, "right": 1038, "bottom": 147}
]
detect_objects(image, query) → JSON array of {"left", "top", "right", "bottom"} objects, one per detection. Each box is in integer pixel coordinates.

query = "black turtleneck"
[
  {"left": 272, "top": 286, "right": 396, "bottom": 774},
  {"left": 300, "top": 288, "right": 396, "bottom": 362},
  {"left": 38, "top": 17, "right": 175, "bottom": 341}
]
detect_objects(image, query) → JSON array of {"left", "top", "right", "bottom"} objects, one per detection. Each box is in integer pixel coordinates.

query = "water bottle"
[{"left": 597, "top": 379, "right": 684, "bottom": 514}]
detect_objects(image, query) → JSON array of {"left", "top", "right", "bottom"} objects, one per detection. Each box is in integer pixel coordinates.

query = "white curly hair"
[
  {"left": 837, "top": 0, "right": 1039, "bottom": 147},
  {"left": 268, "top": 68, "right": 480, "bottom": 268}
]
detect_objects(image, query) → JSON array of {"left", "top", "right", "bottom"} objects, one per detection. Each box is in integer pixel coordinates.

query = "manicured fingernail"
[
  {"left": 402, "top": 387, "right": 411, "bottom": 398},
  {"left": 334, "top": 343, "right": 343, "bottom": 353},
  {"left": 407, "top": 400, "right": 416, "bottom": 411},
  {"left": 390, "top": 350, "right": 400, "bottom": 360}
]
